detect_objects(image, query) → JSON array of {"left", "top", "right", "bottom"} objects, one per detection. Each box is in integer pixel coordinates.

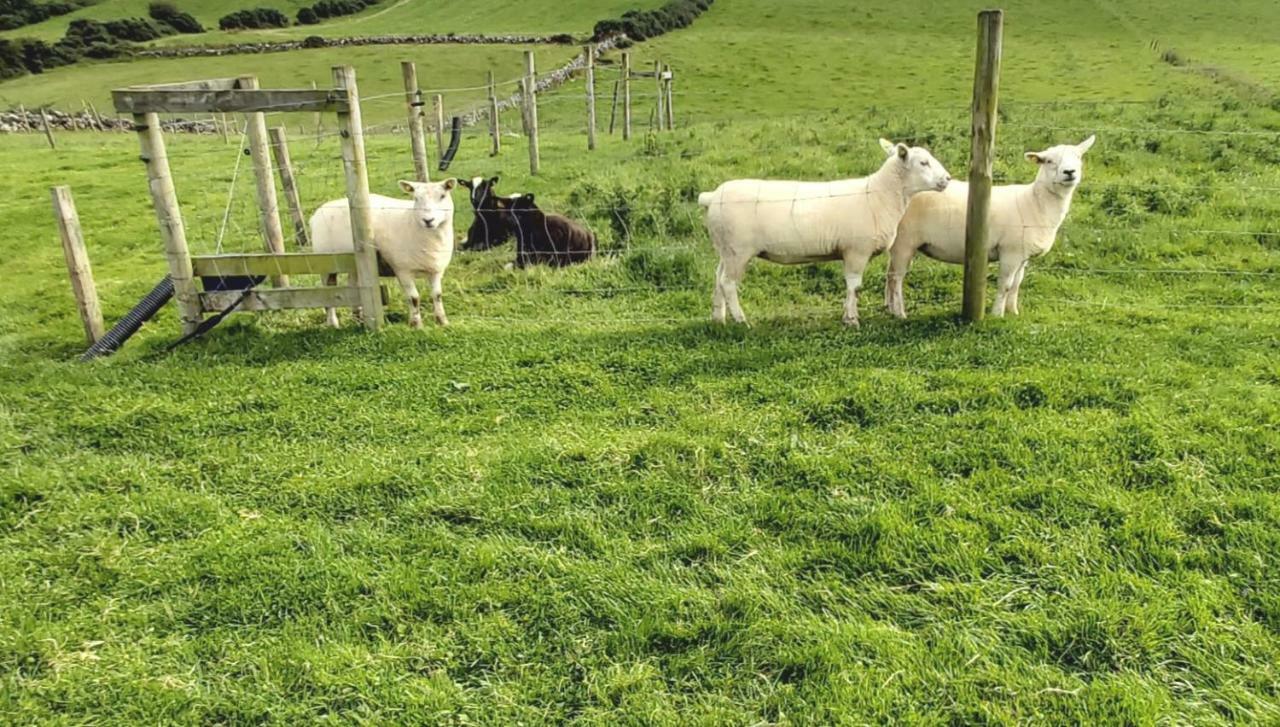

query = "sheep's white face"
[
  {"left": 1027, "top": 135, "right": 1095, "bottom": 192},
  {"left": 398, "top": 179, "right": 456, "bottom": 230},
  {"left": 880, "top": 139, "right": 952, "bottom": 195}
]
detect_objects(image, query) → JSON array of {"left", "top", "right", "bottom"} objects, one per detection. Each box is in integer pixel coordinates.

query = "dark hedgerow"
[
  {"left": 148, "top": 2, "right": 204, "bottom": 34},
  {"left": 297, "top": 0, "right": 381, "bottom": 25},
  {"left": 592, "top": 0, "right": 713, "bottom": 42},
  {"left": 219, "top": 8, "right": 290, "bottom": 30},
  {"left": 0, "top": 0, "right": 91, "bottom": 32}
]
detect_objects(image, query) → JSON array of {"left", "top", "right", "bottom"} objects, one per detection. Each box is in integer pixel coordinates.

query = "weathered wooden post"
[
  {"left": 608, "top": 80, "right": 620, "bottom": 135},
  {"left": 525, "top": 50, "right": 540, "bottom": 175},
  {"left": 238, "top": 75, "right": 289, "bottom": 288},
  {"left": 40, "top": 108, "right": 56, "bottom": 149},
  {"left": 584, "top": 45, "right": 597, "bottom": 150},
  {"left": 218, "top": 112, "right": 231, "bottom": 144},
  {"left": 622, "top": 52, "right": 632, "bottom": 140},
  {"left": 131, "top": 111, "right": 202, "bottom": 335},
  {"left": 432, "top": 93, "right": 445, "bottom": 165},
  {"left": 268, "top": 126, "right": 309, "bottom": 247},
  {"left": 332, "top": 65, "right": 384, "bottom": 330},
  {"left": 50, "top": 186, "right": 105, "bottom": 345},
  {"left": 401, "top": 61, "right": 431, "bottom": 182},
  {"left": 311, "top": 80, "right": 322, "bottom": 142},
  {"left": 663, "top": 64, "right": 675, "bottom": 131},
  {"left": 962, "top": 9, "right": 1003, "bottom": 323},
  {"left": 488, "top": 70, "right": 501, "bottom": 156},
  {"left": 654, "top": 61, "right": 665, "bottom": 131}
]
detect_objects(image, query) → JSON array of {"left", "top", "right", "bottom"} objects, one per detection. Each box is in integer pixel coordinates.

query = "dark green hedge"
[
  {"left": 0, "top": 0, "right": 93, "bottom": 32},
  {"left": 592, "top": 0, "right": 713, "bottom": 42},
  {"left": 218, "top": 7, "right": 289, "bottom": 30},
  {"left": 148, "top": 2, "right": 203, "bottom": 34},
  {"left": 296, "top": 0, "right": 380, "bottom": 26}
]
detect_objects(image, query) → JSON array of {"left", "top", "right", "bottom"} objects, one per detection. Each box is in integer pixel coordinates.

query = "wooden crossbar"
[
  {"left": 129, "top": 78, "right": 242, "bottom": 92},
  {"left": 191, "top": 252, "right": 357, "bottom": 277},
  {"left": 200, "top": 285, "right": 380, "bottom": 312},
  {"left": 113, "top": 88, "right": 346, "bottom": 115}
]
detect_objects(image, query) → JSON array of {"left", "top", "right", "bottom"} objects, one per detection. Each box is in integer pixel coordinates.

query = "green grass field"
[{"left": 2, "top": 0, "right": 1280, "bottom": 723}]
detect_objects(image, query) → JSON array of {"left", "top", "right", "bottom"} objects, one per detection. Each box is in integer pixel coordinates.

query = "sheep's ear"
[
  {"left": 398, "top": 180, "right": 416, "bottom": 194},
  {"left": 1077, "top": 135, "right": 1096, "bottom": 153},
  {"left": 1025, "top": 152, "right": 1045, "bottom": 164},
  {"left": 442, "top": 178, "right": 457, "bottom": 191},
  {"left": 896, "top": 143, "right": 909, "bottom": 160},
  {"left": 878, "top": 138, "right": 895, "bottom": 155}
]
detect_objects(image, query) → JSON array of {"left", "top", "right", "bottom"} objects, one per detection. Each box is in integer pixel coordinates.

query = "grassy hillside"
[{"left": 3, "top": 0, "right": 1280, "bottom": 723}]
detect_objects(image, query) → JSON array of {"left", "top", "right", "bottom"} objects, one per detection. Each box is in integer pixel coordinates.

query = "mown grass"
[{"left": 2, "top": 1, "right": 1280, "bottom": 723}]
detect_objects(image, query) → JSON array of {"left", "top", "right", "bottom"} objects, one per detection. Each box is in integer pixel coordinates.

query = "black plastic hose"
[
  {"left": 80, "top": 276, "right": 174, "bottom": 361},
  {"left": 439, "top": 116, "right": 462, "bottom": 171}
]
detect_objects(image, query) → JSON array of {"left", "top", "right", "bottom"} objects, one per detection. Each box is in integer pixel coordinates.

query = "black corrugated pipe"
[
  {"left": 80, "top": 276, "right": 174, "bottom": 362},
  {"left": 439, "top": 116, "right": 462, "bottom": 171}
]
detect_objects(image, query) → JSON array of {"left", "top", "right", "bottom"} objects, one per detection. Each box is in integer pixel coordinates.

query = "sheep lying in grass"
[
  {"left": 698, "top": 139, "right": 951, "bottom": 326},
  {"left": 310, "top": 179, "right": 457, "bottom": 328},
  {"left": 886, "top": 135, "right": 1095, "bottom": 318}
]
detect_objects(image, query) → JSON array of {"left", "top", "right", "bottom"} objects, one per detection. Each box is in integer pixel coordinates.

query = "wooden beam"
[
  {"left": 401, "top": 61, "right": 431, "bottom": 183},
  {"left": 112, "top": 88, "right": 345, "bottom": 115},
  {"left": 130, "top": 78, "right": 242, "bottom": 91},
  {"left": 622, "top": 52, "right": 632, "bottom": 140},
  {"left": 268, "top": 127, "right": 309, "bottom": 246},
  {"left": 239, "top": 76, "right": 289, "bottom": 288},
  {"left": 200, "top": 285, "right": 360, "bottom": 312},
  {"left": 192, "top": 253, "right": 356, "bottom": 278},
  {"left": 50, "top": 186, "right": 105, "bottom": 345},
  {"left": 525, "top": 51, "right": 540, "bottom": 175},
  {"left": 962, "top": 9, "right": 1003, "bottom": 323},
  {"left": 585, "top": 45, "right": 597, "bottom": 151},
  {"left": 332, "top": 65, "right": 384, "bottom": 330}
]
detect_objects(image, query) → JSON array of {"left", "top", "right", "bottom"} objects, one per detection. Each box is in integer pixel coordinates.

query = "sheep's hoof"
[
  {"left": 436, "top": 317, "right": 450, "bottom": 327},
  {"left": 843, "top": 316, "right": 861, "bottom": 328},
  {"left": 409, "top": 318, "right": 424, "bottom": 329}
]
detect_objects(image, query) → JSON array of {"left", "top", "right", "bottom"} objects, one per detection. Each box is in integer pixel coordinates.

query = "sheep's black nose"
[{"left": 1063, "top": 170, "right": 1077, "bottom": 179}]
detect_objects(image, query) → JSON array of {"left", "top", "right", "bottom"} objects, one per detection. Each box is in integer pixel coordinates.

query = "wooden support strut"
[
  {"left": 268, "top": 126, "right": 309, "bottom": 247},
  {"left": 50, "top": 186, "right": 105, "bottom": 345}
]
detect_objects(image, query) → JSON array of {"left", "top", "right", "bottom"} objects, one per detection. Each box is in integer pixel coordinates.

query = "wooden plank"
[
  {"left": 239, "top": 76, "right": 289, "bottom": 288},
  {"left": 268, "top": 127, "right": 309, "bottom": 246},
  {"left": 962, "top": 9, "right": 1003, "bottom": 323},
  {"left": 130, "top": 78, "right": 241, "bottom": 91},
  {"left": 200, "top": 285, "right": 359, "bottom": 312},
  {"left": 192, "top": 253, "right": 356, "bottom": 277},
  {"left": 333, "top": 65, "right": 384, "bottom": 330},
  {"left": 133, "top": 112, "right": 202, "bottom": 334},
  {"left": 50, "top": 186, "right": 105, "bottom": 345},
  {"left": 402, "top": 61, "right": 431, "bottom": 182},
  {"left": 112, "top": 88, "right": 345, "bottom": 115}
]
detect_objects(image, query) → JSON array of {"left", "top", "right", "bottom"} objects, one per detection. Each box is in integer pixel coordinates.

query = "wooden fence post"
[
  {"left": 432, "top": 93, "right": 445, "bottom": 166},
  {"left": 40, "top": 108, "right": 56, "bottom": 149},
  {"left": 622, "top": 52, "right": 632, "bottom": 140},
  {"left": 268, "top": 126, "right": 309, "bottom": 247},
  {"left": 132, "top": 112, "right": 202, "bottom": 335},
  {"left": 218, "top": 112, "right": 231, "bottom": 144},
  {"left": 585, "top": 45, "right": 597, "bottom": 150},
  {"left": 608, "top": 80, "right": 620, "bottom": 135},
  {"left": 311, "top": 80, "right": 322, "bottom": 142},
  {"left": 332, "top": 65, "right": 384, "bottom": 331},
  {"left": 50, "top": 186, "right": 105, "bottom": 345},
  {"left": 401, "top": 61, "right": 431, "bottom": 182},
  {"left": 525, "top": 50, "right": 540, "bottom": 175},
  {"left": 488, "top": 70, "right": 501, "bottom": 156},
  {"left": 664, "top": 64, "right": 675, "bottom": 131},
  {"left": 962, "top": 9, "right": 1003, "bottom": 323},
  {"left": 654, "top": 61, "right": 665, "bottom": 131},
  {"left": 238, "top": 75, "right": 288, "bottom": 288}
]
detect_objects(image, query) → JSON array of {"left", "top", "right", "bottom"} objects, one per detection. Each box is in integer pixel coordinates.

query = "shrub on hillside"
[
  {"left": 219, "top": 8, "right": 289, "bottom": 30},
  {"left": 592, "top": 0, "right": 713, "bottom": 42},
  {"left": 302, "top": 35, "right": 326, "bottom": 47},
  {"left": 296, "top": 7, "right": 319, "bottom": 24},
  {"left": 0, "top": 0, "right": 91, "bottom": 32},
  {"left": 148, "top": 2, "right": 204, "bottom": 34}
]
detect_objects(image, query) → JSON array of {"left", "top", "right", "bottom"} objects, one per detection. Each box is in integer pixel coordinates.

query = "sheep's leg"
[
  {"left": 1007, "top": 261, "right": 1029, "bottom": 316},
  {"left": 720, "top": 255, "right": 750, "bottom": 325},
  {"left": 711, "top": 260, "right": 727, "bottom": 324},
  {"left": 395, "top": 272, "right": 423, "bottom": 329},
  {"left": 885, "top": 243, "right": 915, "bottom": 319},
  {"left": 841, "top": 252, "right": 872, "bottom": 328},
  {"left": 429, "top": 269, "right": 448, "bottom": 327},
  {"left": 324, "top": 273, "right": 340, "bottom": 328},
  {"left": 992, "top": 256, "right": 1020, "bottom": 318}
]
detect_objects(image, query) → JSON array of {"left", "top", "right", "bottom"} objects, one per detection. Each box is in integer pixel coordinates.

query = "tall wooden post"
[
  {"left": 432, "top": 93, "right": 445, "bottom": 166},
  {"left": 238, "top": 75, "right": 289, "bottom": 288},
  {"left": 311, "top": 80, "right": 322, "bottom": 142},
  {"left": 40, "top": 108, "right": 56, "bottom": 149},
  {"left": 50, "top": 186, "right": 105, "bottom": 345},
  {"left": 962, "top": 9, "right": 1003, "bottom": 323},
  {"left": 488, "top": 70, "right": 501, "bottom": 156},
  {"left": 268, "top": 127, "right": 309, "bottom": 247},
  {"left": 622, "top": 52, "right": 632, "bottom": 140},
  {"left": 663, "top": 64, "right": 675, "bottom": 131},
  {"left": 525, "top": 50, "right": 540, "bottom": 175},
  {"left": 218, "top": 112, "right": 230, "bottom": 144},
  {"left": 608, "top": 80, "right": 620, "bottom": 135},
  {"left": 584, "top": 45, "right": 597, "bottom": 150},
  {"left": 654, "top": 61, "right": 665, "bottom": 131},
  {"left": 132, "top": 112, "right": 202, "bottom": 335},
  {"left": 401, "top": 61, "right": 430, "bottom": 182},
  {"left": 332, "top": 65, "right": 384, "bottom": 331}
]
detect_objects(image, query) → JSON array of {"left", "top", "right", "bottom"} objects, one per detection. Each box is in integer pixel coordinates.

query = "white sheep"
[
  {"left": 885, "top": 135, "right": 1095, "bottom": 318},
  {"left": 310, "top": 179, "right": 457, "bottom": 328},
  {"left": 698, "top": 139, "right": 951, "bottom": 326}
]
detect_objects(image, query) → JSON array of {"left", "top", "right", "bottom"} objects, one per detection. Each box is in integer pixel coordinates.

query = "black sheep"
[
  {"left": 457, "top": 176, "right": 512, "bottom": 251},
  {"left": 502, "top": 194, "right": 596, "bottom": 268}
]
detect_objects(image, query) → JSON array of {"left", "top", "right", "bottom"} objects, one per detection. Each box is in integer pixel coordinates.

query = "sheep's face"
[
  {"left": 399, "top": 179, "right": 456, "bottom": 230},
  {"left": 880, "top": 138, "right": 951, "bottom": 195},
  {"left": 1026, "top": 135, "right": 1095, "bottom": 192}
]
